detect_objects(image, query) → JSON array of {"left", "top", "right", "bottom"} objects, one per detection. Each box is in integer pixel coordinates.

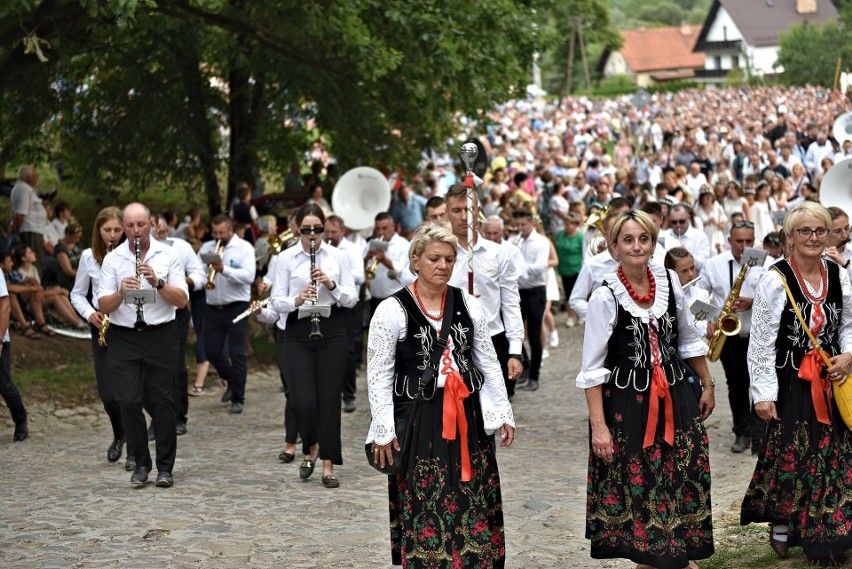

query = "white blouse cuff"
[
  {"left": 576, "top": 368, "right": 610, "bottom": 389},
  {"left": 678, "top": 339, "right": 708, "bottom": 360},
  {"left": 365, "top": 404, "right": 396, "bottom": 446}
]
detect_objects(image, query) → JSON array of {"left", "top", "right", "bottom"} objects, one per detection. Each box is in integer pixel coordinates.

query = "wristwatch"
[
  {"left": 156, "top": 278, "right": 165, "bottom": 290},
  {"left": 508, "top": 354, "right": 523, "bottom": 361},
  {"left": 844, "top": 259, "right": 851, "bottom": 269}
]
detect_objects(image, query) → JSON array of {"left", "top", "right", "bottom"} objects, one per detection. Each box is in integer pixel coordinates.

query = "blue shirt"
[{"left": 391, "top": 193, "right": 428, "bottom": 231}]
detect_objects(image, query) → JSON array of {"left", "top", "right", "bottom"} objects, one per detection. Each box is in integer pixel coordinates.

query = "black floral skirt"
[
  {"left": 741, "top": 368, "right": 852, "bottom": 558},
  {"left": 586, "top": 381, "right": 714, "bottom": 569},
  {"left": 388, "top": 390, "right": 506, "bottom": 568}
]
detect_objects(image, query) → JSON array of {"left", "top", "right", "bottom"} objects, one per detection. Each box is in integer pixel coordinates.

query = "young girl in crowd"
[{"left": 11, "top": 245, "right": 85, "bottom": 331}]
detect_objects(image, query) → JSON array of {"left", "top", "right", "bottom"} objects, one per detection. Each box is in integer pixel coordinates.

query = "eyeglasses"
[
  {"left": 299, "top": 226, "right": 325, "bottom": 235},
  {"left": 732, "top": 221, "right": 755, "bottom": 229},
  {"left": 794, "top": 227, "right": 829, "bottom": 239}
]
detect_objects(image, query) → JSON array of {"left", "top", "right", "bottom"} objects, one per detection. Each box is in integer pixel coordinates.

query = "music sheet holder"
[
  {"left": 298, "top": 303, "right": 331, "bottom": 320},
  {"left": 124, "top": 289, "right": 157, "bottom": 307}
]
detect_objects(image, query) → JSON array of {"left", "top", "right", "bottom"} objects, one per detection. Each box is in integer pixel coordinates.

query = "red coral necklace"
[
  {"left": 413, "top": 281, "right": 447, "bottom": 321},
  {"left": 617, "top": 266, "right": 655, "bottom": 304}
]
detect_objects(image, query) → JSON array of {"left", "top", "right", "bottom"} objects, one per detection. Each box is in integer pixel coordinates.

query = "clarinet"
[
  {"left": 308, "top": 238, "right": 322, "bottom": 339},
  {"left": 133, "top": 236, "right": 147, "bottom": 330}
]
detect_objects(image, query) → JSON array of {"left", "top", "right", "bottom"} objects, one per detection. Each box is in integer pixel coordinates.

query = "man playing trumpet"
[{"left": 198, "top": 214, "right": 256, "bottom": 415}]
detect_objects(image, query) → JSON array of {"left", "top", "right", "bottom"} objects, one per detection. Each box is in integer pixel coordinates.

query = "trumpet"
[
  {"left": 205, "top": 240, "right": 223, "bottom": 290},
  {"left": 133, "top": 236, "right": 147, "bottom": 330},
  {"left": 365, "top": 236, "right": 389, "bottom": 280}
]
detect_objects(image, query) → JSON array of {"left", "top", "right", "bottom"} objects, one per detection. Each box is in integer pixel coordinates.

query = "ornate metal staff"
[{"left": 459, "top": 143, "right": 478, "bottom": 295}]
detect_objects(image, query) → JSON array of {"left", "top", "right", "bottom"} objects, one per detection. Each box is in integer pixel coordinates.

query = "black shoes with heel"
[{"left": 107, "top": 437, "right": 125, "bottom": 462}]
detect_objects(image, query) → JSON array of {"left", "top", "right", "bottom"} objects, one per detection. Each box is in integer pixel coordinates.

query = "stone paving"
[{"left": 0, "top": 322, "right": 757, "bottom": 568}]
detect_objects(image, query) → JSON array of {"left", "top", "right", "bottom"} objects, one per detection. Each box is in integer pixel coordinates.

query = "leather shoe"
[
  {"left": 125, "top": 455, "right": 136, "bottom": 471},
  {"left": 176, "top": 422, "right": 187, "bottom": 436},
  {"left": 229, "top": 402, "right": 243, "bottom": 414},
  {"left": 155, "top": 471, "right": 174, "bottom": 488},
  {"left": 147, "top": 424, "right": 155, "bottom": 441},
  {"left": 13, "top": 420, "right": 28, "bottom": 442},
  {"left": 221, "top": 386, "right": 232, "bottom": 403},
  {"left": 769, "top": 529, "right": 789, "bottom": 559},
  {"left": 524, "top": 379, "right": 540, "bottom": 391},
  {"left": 130, "top": 466, "right": 150, "bottom": 486},
  {"left": 322, "top": 475, "right": 340, "bottom": 488},
  {"left": 731, "top": 435, "right": 750, "bottom": 453},
  {"left": 343, "top": 399, "right": 356, "bottom": 413},
  {"left": 299, "top": 458, "right": 316, "bottom": 480},
  {"left": 279, "top": 450, "right": 295, "bottom": 463},
  {"left": 107, "top": 437, "right": 125, "bottom": 462}
]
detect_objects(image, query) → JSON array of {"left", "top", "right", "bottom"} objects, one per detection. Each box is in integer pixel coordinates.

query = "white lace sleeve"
[
  {"left": 365, "top": 298, "right": 406, "bottom": 445},
  {"left": 465, "top": 293, "right": 515, "bottom": 434},
  {"left": 671, "top": 269, "right": 709, "bottom": 358},
  {"left": 839, "top": 268, "right": 852, "bottom": 354},
  {"left": 747, "top": 269, "right": 784, "bottom": 403},
  {"left": 576, "top": 285, "right": 617, "bottom": 388}
]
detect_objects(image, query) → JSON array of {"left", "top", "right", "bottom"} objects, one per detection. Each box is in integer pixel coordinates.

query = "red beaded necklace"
[
  {"left": 617, "top": 266, "right": 656, "bottom": 304},
  {"left": 413, "top": 281, "right": 447, "bottom": 321},
  {"left": 789, "top": 256, "right": 827, "bottom": 304}
]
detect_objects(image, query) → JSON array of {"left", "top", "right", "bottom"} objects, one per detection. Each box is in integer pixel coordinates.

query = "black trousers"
[
  {"left": 174, "top": 306, "right": 191, "bottom": 423},
  {"left": 189, "top": 290, "right": 207, "bottom": 363},
  {"left": 520, "top": 286, "right": 546, "bottom": 381},
  {"left": 277, "top": 310, "right": 347, "bottom": 464},
  {"left": 342, "top": 300, "right": 362, "bottom": 402},
  {"left": 719, "top": 334, "right": 759, "bottom": 438},
  {"left": 0, "top": 341, "right": 26, "bottom": 426},
  {"left": 204, "top": 301, "right": 249, "bottom": 404},
  {"left": 273, "top": 326, "right": 297, "bottom": 445},
  {"left": 491, "top": 332, "right": 514, "bottom": 397},
  {"left": 89, "top": 325, "right": 124, "bottom": 443},
  {"left": 108, "top": 322, "right": 178, "bottom": 473}
]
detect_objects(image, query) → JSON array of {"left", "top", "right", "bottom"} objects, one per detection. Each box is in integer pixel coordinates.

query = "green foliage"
[
  {"left": 776, "top": 18, "right": 852, "bottom": 87},
  {"left": 635, "top": 2, "right": 686, "bottom": 26},
  {"left": 609, "top": 0, "right": 711, "bottom": 27},
  {"left": 573, "top": 74, "right": 699, "bottom": 97}
]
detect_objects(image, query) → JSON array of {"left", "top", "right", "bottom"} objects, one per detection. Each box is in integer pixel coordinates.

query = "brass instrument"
[
  {"left": 365, "top": 236, "right": 389, "bottom": 280},
  {"left": 205, "top": 240, "right": 224, "bottom": 290},
  {"left": 98, "top": 315, "right": 110, "bottom": 347},
  {"left": 133, "top": 236, "right": 147, "bottom": 330},
  {"left": 267, "top": 230, "right": 296, "bottom": 256},
  {"left": 586, "top": 205, "right": 609, "bottom": 256},
  {"left": 307, "top": 238, "right": 322, "bottom": 339},
  {"left": 707, "top": 262, "right": 750, "bottom": 362}
]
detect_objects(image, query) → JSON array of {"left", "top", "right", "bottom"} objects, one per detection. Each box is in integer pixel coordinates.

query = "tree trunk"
[{"left": 227, "top": 52, "right": 264, "bottom": 208}]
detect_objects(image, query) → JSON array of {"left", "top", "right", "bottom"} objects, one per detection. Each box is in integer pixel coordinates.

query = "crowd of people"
[{"left": 3, "top": 83, "right": 852, "bottom": 567}]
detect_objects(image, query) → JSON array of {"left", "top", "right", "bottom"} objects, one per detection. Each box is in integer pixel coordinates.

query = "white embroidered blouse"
[
  {"left": 575, "top": 264, "right": 708, "bottom": 390},
  {"left": 365, "top": 288, "right": 515, "bottom": 446}
]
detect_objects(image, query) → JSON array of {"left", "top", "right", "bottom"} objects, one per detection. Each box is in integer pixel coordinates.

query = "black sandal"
[
  {"left": 21, "top": 324, "right": 41, "bottom": 339},
  {"left": 35, "top": 323, "right": 55, "bottom": 337}
]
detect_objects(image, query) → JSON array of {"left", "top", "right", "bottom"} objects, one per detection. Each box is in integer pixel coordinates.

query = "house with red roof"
[{"left": 597, "top": 25, "right": 705, "bottom": 87}]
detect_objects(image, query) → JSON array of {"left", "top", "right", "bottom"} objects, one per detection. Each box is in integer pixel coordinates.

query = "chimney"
[
  {"left": 796, "top": 0, "right": 817, "bottom": 14},
  {"left": 680, "top": 22, "right": 691, "bottom": 35}
]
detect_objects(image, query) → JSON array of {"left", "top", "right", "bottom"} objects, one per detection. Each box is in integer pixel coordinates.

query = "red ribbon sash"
[
  {"left": 643, "top": 364, "right": 675, "bottom": 448},
  {"left": 443, "top": 370, "right": 472, "bottom": 482},
  {"left": 798, "top": 348, "right": 832, "bottom": 425}
]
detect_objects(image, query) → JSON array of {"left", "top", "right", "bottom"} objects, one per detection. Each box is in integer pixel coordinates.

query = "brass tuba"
[{"left": 707, "top": 262, "right": 749, "bottom": 361}]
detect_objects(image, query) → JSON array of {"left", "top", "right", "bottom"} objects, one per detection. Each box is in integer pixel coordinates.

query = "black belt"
[
  {"left": 113, "top": 321, "right": 174, "bottom": 332},
  {"left": 208, "top": 301, "right": 248, "bottom": 310}
]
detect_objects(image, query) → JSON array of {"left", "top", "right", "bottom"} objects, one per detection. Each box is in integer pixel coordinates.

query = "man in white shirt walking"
[
  {"left": 365, "top": 212, "right": 413, "bottom": 314},
  {"left": 199, "top": 214, "right": 256, "bottom": 415},
  {"left": 664, "top": 204, "right": 711, "bottom": 273}
]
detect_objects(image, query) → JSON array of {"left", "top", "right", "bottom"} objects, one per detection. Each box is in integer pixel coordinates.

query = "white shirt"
[
  {"left": 44, "top": 218, "right": 67, "bottom": 247},
  {"left": 162, "top": 237, "right": 206, "bottom": 292},
  {"left": 334, "top": 237, "right": 366, "bottom": 287},
  {"left": 97, "top": 239, "right": 189, "bottom": 327},
  {"left": 71, "top": 249, "right": 102, "bottom": 319},
  {"left": 748, "top": 264, "right": 852, "bottom": 403},
  {"left": 517, "top": 230, "right": 550, "bottom": 289},
  {"left": 0, "top": 277, "right": 10, "bottom": 343},
  {"left": 365, "top": 291, "right": 514, "bottom": 445},
  {"left": 698, "top": 250, "right": 766, "bottom": 335},
  {"left": 569, "top": 250, "right": 618, "bottom": 320},
  {"left": 449, "top": 238, "right": 524, "bottom": 354},
  {"left": 198, "top": 235, "right": 256, "bottom": 304},
  {"left": 270, "top": 241, "right": 357, "bottom": 330},
  {"left": 663, "top": 225, "right": 711, "bottom": 272},
  {"left": 576, "top": 264, "right": 707, "bottom": 389},
  {"left": 10, "top": 181, "right": 48, "bottom": 234},
  {"left": 366, "top": 233, "right": 414, "bottom": 300}
]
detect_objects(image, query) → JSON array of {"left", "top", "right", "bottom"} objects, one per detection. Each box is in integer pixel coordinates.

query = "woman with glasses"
[
  {"left": 270, "top": 203, "right": 357, "bottom": 488},
  {"left": 742, "top": 201, "right": 852, "bottom": 565},
  {"left": 578, "top": 210, "right": 715, "bottom": 569}
]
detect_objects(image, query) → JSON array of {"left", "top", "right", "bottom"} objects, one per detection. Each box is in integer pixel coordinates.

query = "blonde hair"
[
  {"left": 408, "top": 224, "right": 458, "bottom": 274},
  {"left": 783, "top": 201, "right": 831, "bottom": 238},
  {"left": 608, "top": 210, "right": 659, "bottom": 245}
]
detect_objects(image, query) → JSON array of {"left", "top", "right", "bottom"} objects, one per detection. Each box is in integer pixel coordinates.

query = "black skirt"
[{"left": 387, "top": 389, "right": 506, "bottom": 568}]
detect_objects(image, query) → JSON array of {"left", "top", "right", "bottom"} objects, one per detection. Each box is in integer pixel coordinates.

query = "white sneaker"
[
  {"left": 566, "top": 316, "right": 576, "bottom": 328},
  {"left": 542, "top": 349, "right": 550, "bottom": 360},
  {"left": 549, "top": 331, "right": 559, "bottom": 347}
]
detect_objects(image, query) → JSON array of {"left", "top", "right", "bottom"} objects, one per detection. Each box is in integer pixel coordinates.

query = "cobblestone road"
[{"left": 0, "top": 323, "right": 756, "bottom": 568}]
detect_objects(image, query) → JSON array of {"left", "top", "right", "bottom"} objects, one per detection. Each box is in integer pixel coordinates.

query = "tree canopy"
[
  {"left": 776, "top": 2, "right": 852, "bottom": 88},
  {"left": 0, "top": 0, "right": 545, "bottom": 212}
]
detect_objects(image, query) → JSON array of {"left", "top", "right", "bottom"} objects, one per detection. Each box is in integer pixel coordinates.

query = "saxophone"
[{"left": 707, "top": 262, "right": 750, "bottom": 362}]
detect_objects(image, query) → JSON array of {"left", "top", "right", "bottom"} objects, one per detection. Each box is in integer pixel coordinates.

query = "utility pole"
[{"left": 563, "top": 16, "right": 593, "bottom": 99}]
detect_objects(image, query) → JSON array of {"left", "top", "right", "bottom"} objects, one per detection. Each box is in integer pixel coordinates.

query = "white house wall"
[
  {"left": 749, "top": 45, "right": 780, "bottom": 75},
  {"left": 705, "top": 5, "right": 741, "bottom": 43}
]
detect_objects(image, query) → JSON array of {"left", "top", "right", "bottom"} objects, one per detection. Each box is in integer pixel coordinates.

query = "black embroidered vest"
[
  {"left": 390, "top": 286, "right": 484, "bottom": 402},
  {"left": 773, "top": 259, "right": 842, "bottom": 368}
]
